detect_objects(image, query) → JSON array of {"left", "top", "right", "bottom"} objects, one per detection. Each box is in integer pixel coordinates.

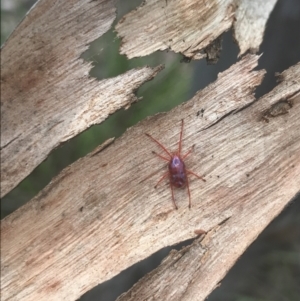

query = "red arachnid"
[{"left": 146, "top": 119, "right": 206, "bottom": 209}]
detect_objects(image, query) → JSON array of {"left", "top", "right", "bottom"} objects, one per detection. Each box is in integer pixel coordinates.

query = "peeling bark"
[
  {"left": 0, "top": 0, "right": 163, "bottom": 197},
  {"left": 117, "top": 62, "right": 300, "bottom": 300},
  {"left": 1, "top": 55, "right": 299, "bottom": 301},
  {"left": 116, "top": 0, "right": 235, "bottom": 60},
  {"left": 116, "top": 0, "right": 276, "bottom": 60},
  {"left": 1, "top": 0, "right": 298, "bottom": 300},
  {"left": 234, "top": 0, "right": 277, "bottom": 55}
]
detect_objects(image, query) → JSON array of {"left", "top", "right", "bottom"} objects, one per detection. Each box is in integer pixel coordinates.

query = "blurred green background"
[{"left": 1, "top": 0, "right": 299, "bottom": 301}]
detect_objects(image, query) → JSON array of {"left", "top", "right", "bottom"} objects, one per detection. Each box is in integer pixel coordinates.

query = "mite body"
[
  {"left": 169, "top": 155, "right": 187, "bottom": 188},
  {"left": 145, "top": 119, "right": 205, "bottom": 209}
]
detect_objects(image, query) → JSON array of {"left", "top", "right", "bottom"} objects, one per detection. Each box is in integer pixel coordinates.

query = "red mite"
[{"left": 145, "top": 119, "right": 206, "bottom": 209}]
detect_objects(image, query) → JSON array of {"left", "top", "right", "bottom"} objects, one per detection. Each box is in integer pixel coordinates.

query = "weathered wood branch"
[
  {"left": 0, "top": 0, "right": 278, "bottom": 197},
  {"left": 1, "top": 0, "right": 299, "bottom": 300},
  {"left": 2, "top": 55, "right": 299, "bottom": 300},
  {"left": 234, "top": 0, "right": 277, "bottom": 55},
  {"left": 116, "top": 63, "right": 300, "bottom": 301},
  {"left": 116, "top": 0, "right": 277, "bottom": 59},
  {"left": 0, "top": 0, "right": 163, "bottom": 197}
]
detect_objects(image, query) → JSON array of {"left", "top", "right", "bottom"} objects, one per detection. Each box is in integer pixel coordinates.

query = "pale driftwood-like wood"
[
  {"left": 116, "top": 0, "right": 234, "bottom": 60},
  {"left": 0, "top": 0, "right": 163, "bottom": 197},
  {"left": 234, "top": 0, "right": 277, "bottom": 56},
  {"left": 116, "top": 0, "right": 275, "bottom": 60},
  {"left": 2, "top": 55, "right": 299, "bottom": 301},
  {"left": 117, "top": 64, "right": 300, "bottom": 301}
]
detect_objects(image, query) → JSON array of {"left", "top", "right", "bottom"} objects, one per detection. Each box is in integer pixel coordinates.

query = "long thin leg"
[
  {"left": 187, "top": 169, "right": 206, "bottom": 182},
  {"left": 145, "top": 133, "right": 172, "bottom": 158},
  {"left": 154, "top": 172, "right": 169, "bottom": 188},
  {"left": 186, "top": 175, "right": 192, "bottom": 209},
  {"left": 152, "top": 151, "right": 169, "bottom": 161},
  {"left": 170, "top": 182, "right": 178, "bottom": 210},
  {"left": 182, "top": 144, "right": 195, "bottom": 159},
  {"left": 178, "top": 119, "right": 184, "bottom": 156}
]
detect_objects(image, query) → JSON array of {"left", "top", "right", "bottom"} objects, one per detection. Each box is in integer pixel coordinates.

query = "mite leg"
[
  {"left": 187, "top": 170, "right": 206, "bottom": 182},
  {"left": 178, "top": 119, "right": 184, "bottom": 155},
  {"left": 170, "top": 182, "right": 178, "bottom": 210},
  {"left": 182, "top": 144, "right": 195, "bottom": 159},
  {"left": 154, "top": 172, "right": 169, "bottom": 188},
  {"left": 186, "top": 175, "right": 192, "bottom": 209},
  {"left": 145, "top": 133, "right": 172, "bottom": 158},
  {"left": 152, "top": 151, "right": 169, "bottom": 161}
]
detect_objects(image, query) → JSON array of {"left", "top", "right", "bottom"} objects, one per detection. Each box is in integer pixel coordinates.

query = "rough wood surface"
[
  {"left": 116, "top": 0, "right": 234, "bottom": 60},
  {"left": 116, "top": 0, "right": 276, "bottom": 60},
  {"left": 116, "top": 63, "right": 300, "bottom": 301},
  {"left": 2, "top": 55, "right": 299, "bottom": 301},
  {"left": 234, "top": 0, "right": 277, "bottom": 55},
  {"left": 0, "top": 0, "right": 163, "bottom": 197}
]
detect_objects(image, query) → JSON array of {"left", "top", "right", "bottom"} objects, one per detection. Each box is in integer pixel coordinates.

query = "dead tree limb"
[
  {"left": 0, "top": 0, "right": 163, "bottom": 197},
  {"left": 1, "top": 0, "right": 299, "bottom": 301},
  {"left": 2, "top": 55, "right": 299, "bottom": 300}
]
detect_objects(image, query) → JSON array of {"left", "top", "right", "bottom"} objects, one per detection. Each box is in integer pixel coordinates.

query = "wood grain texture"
[
  {"left": 116, "top": 0, "right": 235, "bottom": 60},
  {"left": 116, "top": 63, "right": 300, "bottom": 301},
  {"left": 116, "top": 0, "right": 276, "bottom": 60},
  {"left": 234, "top": 0, "right": 277, "bottom": 56},
  {"left": 2, "top": 55, "right": 299, "bottom": 301},
  {"left": 0, "top": 0, "right": 163, "bottom": 197}
]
